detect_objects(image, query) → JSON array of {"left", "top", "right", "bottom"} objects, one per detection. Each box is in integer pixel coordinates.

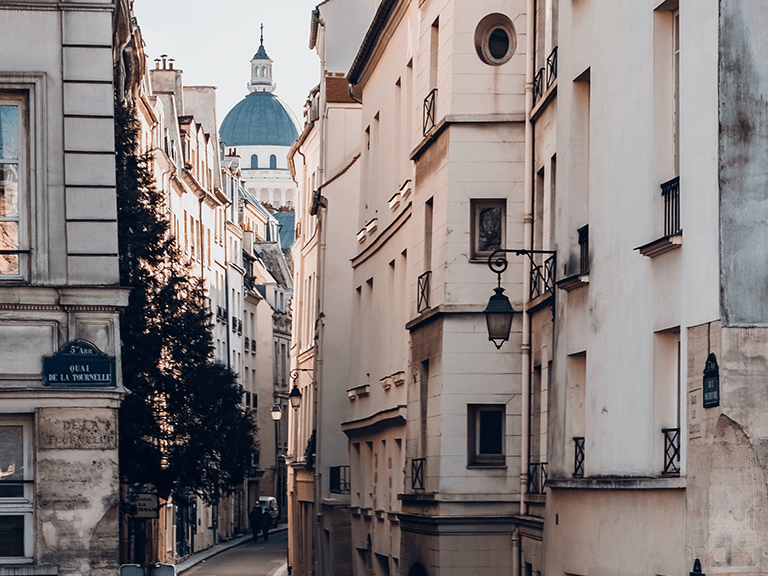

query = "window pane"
[
  {"left": 478, "top": 206, "right": 502, "bottom": 253},
  {"left": 0, "top": 106, "right": 18, "bottom": 160},
  {"left": 0, "top": 426, "right": 23, "bottom": 497},
  {"left": 0, "top": 164, "right": 19, "bottom": 218},
  {"left": 0, "top": 516, "right": 24, "bottom": 557},
  {"left": 478, "top": 410, "right": 503, "bottom": 454},
  {"left": 489, "top": 28, "right": 510, "bottom": 60}
]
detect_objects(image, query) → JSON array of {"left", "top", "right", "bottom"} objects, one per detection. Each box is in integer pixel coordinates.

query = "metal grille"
[
  {"left": 533, "top": 67, "right": 545, "bottom": 103},
  {"left": 661, "top": 176, "right": 681, "bottom": 237},
  {"left": 329, "top": 465, "right": 351, "bottom": 494},
  {"left": 662, "top": 427, "right": 681, "bottom": 475},
  {"left": 530, "top": 253, "right": 556, "bottom": 300},
  {"left": 417, "top": 271, "right": 431, "bottom": 313},
  {"left": 578, "top": 225, "right": 589, "bottom": 275},
  {"left": 423, "top": 88, "right": 437, "bottom": 136},
  {"left": 546, "top": 46, "right": 558, "bottom": 87},
  {"left": 411, "top": 458, "right": 425, "bottom": 491},
  {"left": 573, "top": 437, "right": 585, "bottom": 477},
  {"left": 527, "top": 461, "right": 548, "bottom": 494}
]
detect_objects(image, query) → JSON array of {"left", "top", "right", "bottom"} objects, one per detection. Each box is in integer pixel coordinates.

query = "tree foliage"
[{"left": 115, "top": 102, "right": 256, "bottom": 504}]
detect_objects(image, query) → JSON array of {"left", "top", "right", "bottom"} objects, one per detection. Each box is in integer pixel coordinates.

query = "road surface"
[{"left": 183, "top": 530, "right": 288, "bottom": 576}]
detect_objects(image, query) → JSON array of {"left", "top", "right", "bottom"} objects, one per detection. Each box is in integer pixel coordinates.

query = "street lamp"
[
  {"left": 289, "top": 385, "right": 302, "bottom": 410},
  {"left": 271, "top": 403, "right": 282, "bottom": 421},
  {"left": 484, "top": 248, "right": 556, "bottom": 348}
]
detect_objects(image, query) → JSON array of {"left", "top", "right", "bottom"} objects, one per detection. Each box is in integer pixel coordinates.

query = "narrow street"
[{"left": 183, "top": 531, "right": 288, "bottom": 576}]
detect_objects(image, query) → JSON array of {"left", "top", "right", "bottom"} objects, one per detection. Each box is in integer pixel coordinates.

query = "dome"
[{"left": 219, "top": 91, "right": 299, "bottom": 147}]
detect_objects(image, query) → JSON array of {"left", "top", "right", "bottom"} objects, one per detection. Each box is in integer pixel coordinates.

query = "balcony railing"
[
  {"left": 661, "top": 176, "right": 681, "bottom": 237},
  {"left": 533, "top": 67, "right": 545, "bottom": 103},
  {"left": 530, "top": 253, "right": 556, "bottom": 300},
  {"left": 578, "top": 225, "right": 589, "bottom": 275},
  {"left": 417, "top": 270, "right": 431, "bottom": 313},
  {"left": 237, "top": 319, "right": 243, "bottom": 335},
  {"left": 411, "top": 458, "right": 425, "bottom": 491},
  {"left": 423, "top": 88, "right": 437, "bottom": 136},
  {"left": 662, "top": 427, "right": 681, "bottom": 475},
  {"left": 231, "top": 317, "right": 238, "bottom": 332},
  {"left": 251, "top": 339, "right": 256, "bottom": 353},
  {"left": 546, "top": 46, "right": 558, "bottom": 88},
  {"left": 527, "top": 461, "right": 548, "bottom": 494},
  {"left": 573, "top": 437, "right": 585, "bottom": 477},
  {"left": 244, "top": 337, "right": 250, "bottom": 349},
  {"left": 329, "top": 465, "right": 351, "bottom": 494}
]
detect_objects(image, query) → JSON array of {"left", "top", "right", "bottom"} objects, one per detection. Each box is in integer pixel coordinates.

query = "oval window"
[{"left": 475, "top": 14, "right": 516, "bottom": 66}]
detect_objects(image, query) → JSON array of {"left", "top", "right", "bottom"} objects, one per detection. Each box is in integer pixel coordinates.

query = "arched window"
[
  {"left": 262, "top": 66, "right": 267, "bottom": 78},
  {"left": 251, "top": 154, "right": 259, "bottom": 169},
  {"left": 269, "top": 154, "right": 277, "bottom": 169}
]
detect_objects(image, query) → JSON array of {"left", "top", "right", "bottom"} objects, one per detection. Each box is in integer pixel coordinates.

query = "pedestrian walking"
[{"left": 249, "top": 505, "right": 263, "bottom": 542}]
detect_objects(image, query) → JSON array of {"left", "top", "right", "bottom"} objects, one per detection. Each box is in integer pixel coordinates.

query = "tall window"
[
  {"left": 470, "top": 199, "right": 505, "bottom": 260},
  {"left": 269, "top": 154, "right": 277, "bottom": 170},
  {"left": 0, "top": 418, "right": 33, "bottom": 561},
  {"left": 468, "top": 405, "right": 505, "bottom": 466},
  {"left": 673, "top": 10, "right": 680, "bottom": 175},
  {"left": 251, "top": 154, "right": 259, "bottom": 169},
  {"left": 0, "top": 97, "right": 23, "bottom": 278}
]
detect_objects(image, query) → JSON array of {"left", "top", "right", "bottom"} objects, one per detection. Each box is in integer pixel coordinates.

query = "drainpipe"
[{"left": 520, "top": 0, "right": 536, "bottom": 522}]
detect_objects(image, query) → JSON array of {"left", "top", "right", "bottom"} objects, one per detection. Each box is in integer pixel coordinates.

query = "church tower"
[{"left": 248, "top": 25, "right": 275, "bottom": 94}]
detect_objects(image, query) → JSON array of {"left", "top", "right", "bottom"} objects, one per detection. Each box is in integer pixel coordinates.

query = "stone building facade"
[{"left": 0, "top": 0, "right": 128, "bottom": 573}]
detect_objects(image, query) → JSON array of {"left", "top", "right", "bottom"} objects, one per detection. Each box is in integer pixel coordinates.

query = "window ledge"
[
  {"left": 466, "top": 463, "right": 507, "bottom": 470},
  {"left": 635, "top": 233, "right": 682, "bottom": 258},
  {"left": 546, "top": 476, "right": 686, "bottom": 490},
  {"left": 556, "top": 273, "right": 589, "bottom": 292}
]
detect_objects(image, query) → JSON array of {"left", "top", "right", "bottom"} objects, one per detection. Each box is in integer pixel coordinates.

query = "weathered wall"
[
  {"left": 687, "top": 322, "right": 768, "bottom": 574},
  {"left": 719, "top": 0, "right": 768, "bottom": 325},
  {"left": 37, "top": 408, "right": 120, "bottom": 576}
]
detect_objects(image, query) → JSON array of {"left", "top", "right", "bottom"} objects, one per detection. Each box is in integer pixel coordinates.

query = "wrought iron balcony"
[
  {"left": 533, "top": 67, "right": 545, "bottom": 103},
  {"left": 578, "top": 225, "right": 589, "bottom": 275},
  {"left": 244, "top": 337, "right": 250, "bottom": 349},
  {"left": 251, "top": 339, "right": 256, "bottom": 352},
  {"left": 329, "top": 465, "right": 351, "bottom": 495},
  {"left": 411, "top": 458, "right": 425, "bottom": 491},
  {"left": 546, "top": 46, "right": 558, "bottom": 88},
  {"left": 661, "top": 176, "right": 681, "bottom": 237},
  {"left": 662, "top": 427, "right": 681, "bottom": 475},
  {"left": 530, "top": 253, "right": 556, "bottom": 300},
  {"left": 573, "top": 437, "right": 585, "bottom": 477},
  {"left": 417, "top": 270, "right": 431, "bottom": 313},
  {"left": 231, "top": 316, "right": 238, "bottom": 332},
  {"left": 423, "top": 88, "right": 437, "bottom": 136},
  {"left": 527, "top": 461, "right": 548, "bottom": 494}
]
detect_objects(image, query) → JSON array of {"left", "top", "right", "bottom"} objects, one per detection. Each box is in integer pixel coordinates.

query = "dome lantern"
[{"left": 249, "top": 24, "right": 275, "bottom": 94}]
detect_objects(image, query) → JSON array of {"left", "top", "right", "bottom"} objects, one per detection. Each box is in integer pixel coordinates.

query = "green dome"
[{"left": 219, "top": 92, "right": 299, "bottom": 147}]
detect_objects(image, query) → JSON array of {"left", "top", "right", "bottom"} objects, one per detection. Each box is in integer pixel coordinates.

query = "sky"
[{"left": 132, "top": 0, "right": 321, "bottom": 130}]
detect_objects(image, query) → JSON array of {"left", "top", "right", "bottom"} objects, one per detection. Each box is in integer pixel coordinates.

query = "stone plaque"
[
  {"left": 39, "top": 415, "right": 117, "bottom": 451},
  {"left": 43, "top": 339, "right": 115, "bottom": 387}
]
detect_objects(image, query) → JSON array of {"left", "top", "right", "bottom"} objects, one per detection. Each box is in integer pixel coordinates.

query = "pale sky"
[{"left": 133, "top": 0, "right": 322, "bottom": 131}]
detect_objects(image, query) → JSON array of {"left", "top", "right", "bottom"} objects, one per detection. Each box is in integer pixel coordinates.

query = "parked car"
[{"left": 259, "top": 496, "right": 279, "bottom": 527}]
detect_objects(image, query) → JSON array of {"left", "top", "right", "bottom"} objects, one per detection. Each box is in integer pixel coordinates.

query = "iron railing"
[
  {"left": 329, "top": 465, "right": 351, "bottom": 494},
  {"left": 411, "top": 458, "right": 425, "bottom": 490},
  {"left": 546, "top": 46, "right": 558, "bottom": 88},
  {"left": 527, "top": 461, "right": 548, "bottom": 494},
  {"left": 251, "top": 340, "right": 256, "bottom": 352},
  {"left": 417, "top": 270, "right": 431, "bottom": 313},
  {"left": 578, "top": 225, "right": 589, "bottom": 275},
  {"left": 530, "top": 253, "right": 556, "bottom": 300},
  {"left": 662, "top": 427, "right": 681, "bottom": 475},
  {"left": 244, "top": 337, "right": 250, "bottom": 349},
  {"left": 533, "top": 67, "right": 545, "bottom": 103},
  {"left": 573, "top": 437, "right": 585, "bottom": 477},
  {"left": 661, "top": 176, "right": 681, "bottom": 237},
  {"left": 423, "top": 88, "right": 437, "bottom": 136},
  {"left": 231, "top": 317, "right": 238, "bottom": 332}
]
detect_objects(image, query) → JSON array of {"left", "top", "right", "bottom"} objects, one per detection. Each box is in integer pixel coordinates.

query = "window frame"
[
  {"left": 470, "top": 198, "right": 506, "bottom": 261},
  {"left": 467, "top": 404, "right": 506, "bottom": 467},
  {"left": 0, "top": 92, "right": 28, "bottom": 281},
  {"left": 0, "top": 417, "right": 34, "bottom": 563}
]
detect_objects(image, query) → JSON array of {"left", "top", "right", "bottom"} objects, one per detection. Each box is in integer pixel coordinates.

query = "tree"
[{"left": 115, "top": 102, "right": 256, "bottom": 504}]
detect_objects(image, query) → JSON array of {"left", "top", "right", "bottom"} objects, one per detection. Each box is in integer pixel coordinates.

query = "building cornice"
[
  {"left": 341, "top": 405, "right": 406, "bottom": 438},
  {"left": 347, "top": 0, "right": 407, "bottom": 88},
  {"left": 351, "top": 202, "right": 411, "bottom": 269}
]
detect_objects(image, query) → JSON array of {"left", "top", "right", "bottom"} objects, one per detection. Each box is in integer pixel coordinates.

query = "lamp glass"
[
  {"left": 289, "top": 384, "right": 302, "bottom": 410},
  {"left": 484, "top": 286, "right": 514, "bottom": 348},
  {"left": 271, "top": 404, "right": 282, "bottom": 421}
]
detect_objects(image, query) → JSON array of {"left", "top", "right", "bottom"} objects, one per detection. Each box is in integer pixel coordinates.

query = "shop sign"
[
  {"left": 43, "top": 340, "right": 115, "bottom": 387},
  {"left": 703, "top": 353, "right": 720, "bottom": 409},
  {"left": 133, "top": 493, "right": 160, "bottom": 519}
]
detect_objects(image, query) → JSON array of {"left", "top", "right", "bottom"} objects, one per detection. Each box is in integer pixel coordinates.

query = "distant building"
[{"left": 219, "top": 30, "right": 300, "bottom": 210}]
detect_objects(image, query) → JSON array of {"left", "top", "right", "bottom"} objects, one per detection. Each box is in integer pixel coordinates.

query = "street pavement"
[{"left": 180, "top": 527, "right": 288, "bottom": 576}]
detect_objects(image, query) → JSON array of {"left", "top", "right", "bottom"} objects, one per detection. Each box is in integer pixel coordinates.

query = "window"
[
  {"left": 269, "top": 154, "right": 277, "bottom": 170},
  {"left": 251, "top": 154, "right": 258, "bottom": 170},
  {"left": 0, "top": 95, "right": 25, "bottom": 278},
  {"left": 470, "top": 199, "right": 505, "bottom": 260},
  {"left": 468, "top": 405, "right": 505, "bottom": 466},
  {"left": 0, "top": 418, "right": 33, "bottom": 561},
  {"left": 475, "top": 13, "right": 517, "bottom": 66}
]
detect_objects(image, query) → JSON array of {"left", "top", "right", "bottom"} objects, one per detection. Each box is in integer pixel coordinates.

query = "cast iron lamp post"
[
  {"left": 289, "top": 368, "right": 314, "bottom": 410},
  {"left": 484, "top": 248, "right": 556, "bottom": 348}
]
